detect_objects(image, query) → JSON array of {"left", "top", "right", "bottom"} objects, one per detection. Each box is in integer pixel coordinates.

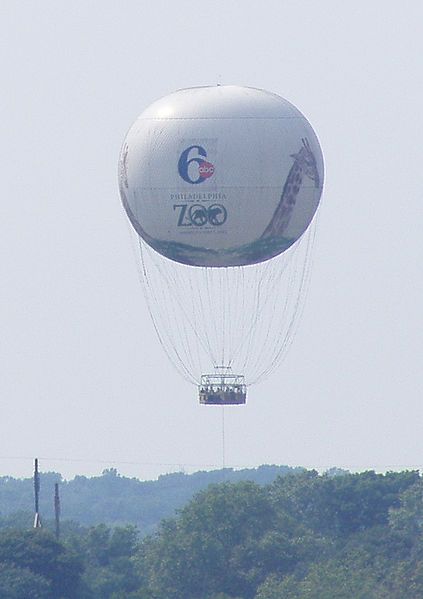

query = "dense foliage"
[
  {"left": 0, "top": 465, "right": 300, "bottom": 534},
  {"left": 1, "top": 469, "right": 423, "bottom": 598}
]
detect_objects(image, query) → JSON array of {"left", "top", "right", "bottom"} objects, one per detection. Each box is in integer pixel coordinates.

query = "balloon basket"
[{"left": 198, "top": 370, "right": 246, "bottom": 406}]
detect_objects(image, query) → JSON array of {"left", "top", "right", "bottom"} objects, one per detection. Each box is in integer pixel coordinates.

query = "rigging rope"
[
  {"left": 222, "top": 407, "right": 225, "bottom": 471},
  {"left": 130, "top": 218, "right": 318, "bottom": 387}
]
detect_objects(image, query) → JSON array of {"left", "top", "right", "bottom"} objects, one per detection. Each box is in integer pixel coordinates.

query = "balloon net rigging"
[{"left": 131, "top": 222, "right": 317, "bottom": 388}]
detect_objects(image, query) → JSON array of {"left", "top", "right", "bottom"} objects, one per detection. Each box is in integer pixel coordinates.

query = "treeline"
[
  {"left": 0, "top": 465, "right": 301, "bottom": 534},
  {"left": 1, "top": 469, "right": 423, "bottom": 598}
]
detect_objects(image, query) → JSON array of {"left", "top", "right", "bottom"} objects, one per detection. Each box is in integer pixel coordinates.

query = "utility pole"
[
  {"left": 54, "top": 483, "right": 60, "bottom": 540},
  {"left": 33, "top": 458, "right": 42, "bottom": 528}
]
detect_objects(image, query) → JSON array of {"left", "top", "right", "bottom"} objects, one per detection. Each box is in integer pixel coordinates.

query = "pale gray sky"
[{"left": 1, "top": 1, "right": 422, "bottom": 480}]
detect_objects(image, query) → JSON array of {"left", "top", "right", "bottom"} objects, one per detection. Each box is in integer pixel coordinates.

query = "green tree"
[
  {"left": 110, "top": 592, "right": 155, "bottom": 599},
  {"left": 389, "top": 479, "right": 423, "bottom": 538},
  {"left": 256, "top": 561, "right": 386, "bottom": 599},
  {"left": 137, "top": 481, "right": 276, "bottom": 599},
  {"left": 0, "top": 466, "right": 300, "bottom": 534},
  {"left": 269, "top": 470, "right": 419, "bottom": 537},
  {"left": 0, "top": 529, "right": 83, "bottom": 599},
  {"left": 255, "top": 574, "right": 299, "bottom": 599},
  {"left": 0, "top": 563, "right": 52, "bottom": 599},
  {"left": 77, "top": 524, "right": 141, "bottom": 599}
]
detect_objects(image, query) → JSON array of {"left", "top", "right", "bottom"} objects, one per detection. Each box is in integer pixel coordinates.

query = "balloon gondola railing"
[{"left": 199, "top": 370, "right": 246, "bottom": 405}]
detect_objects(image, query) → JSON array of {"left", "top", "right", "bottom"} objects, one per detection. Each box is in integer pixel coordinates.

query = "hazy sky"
[{"left": 1, "top": 1, "right": 422, "bottom": 480}]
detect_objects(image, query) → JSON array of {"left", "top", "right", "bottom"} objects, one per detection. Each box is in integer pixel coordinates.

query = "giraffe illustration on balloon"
[{"left": 261, "top": 138, "right": 320, "bottom": 240}]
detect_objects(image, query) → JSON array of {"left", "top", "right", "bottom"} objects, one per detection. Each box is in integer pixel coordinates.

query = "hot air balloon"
[{"left": 119, "top": 85, "right": 324, "bottom": 405}]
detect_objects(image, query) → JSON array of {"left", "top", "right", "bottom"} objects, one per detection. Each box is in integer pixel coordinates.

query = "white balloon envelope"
[{"left": 119, "top": 85, "right": 324, "bottom": 267}]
